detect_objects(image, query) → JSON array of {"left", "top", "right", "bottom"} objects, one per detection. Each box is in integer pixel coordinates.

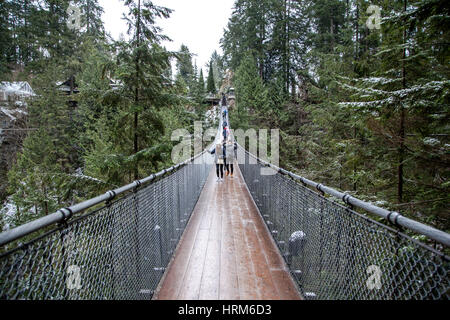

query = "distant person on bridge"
[
  {"left": 221, "top": 92, "right": 227, "bottom": 106},
  {"left": 225, "top": 137, "right": 237, "bottom": 177},
  {"left": 223, "top": 126, "right": 229, "bottom": 140},
  {"left": 211, "top": 142, "right": 225, "bottom": 182}
]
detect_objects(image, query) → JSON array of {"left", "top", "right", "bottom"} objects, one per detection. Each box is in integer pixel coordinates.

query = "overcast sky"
[{"left": 98, "top": 0, "right": 235, "bottom": 74}]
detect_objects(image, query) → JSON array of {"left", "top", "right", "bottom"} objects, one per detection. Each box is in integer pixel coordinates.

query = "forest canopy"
[
  {"left": 0, "top": 0, "right": 218, "bottom": 229},
  {"left": 221, "top": 0, "right": 449, "bottom": 232}
]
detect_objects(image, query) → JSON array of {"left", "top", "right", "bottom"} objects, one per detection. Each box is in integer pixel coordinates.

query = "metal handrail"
[
  {"left": 0, "top": 118, "right": 225, "bottom": 247},
  {"left": 237, "top": 143, "right": 450, "bottom": 248}
]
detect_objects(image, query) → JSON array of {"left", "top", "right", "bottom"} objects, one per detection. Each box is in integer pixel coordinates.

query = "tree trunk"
[
  {"left": 259, "top": 2, "right": 265, "bottom": 80},
  {"left": 398, "top": 0, "right": 407, "bottom": 203},
  {"left": 134, "top": 0, "right": 141, "bottom": 180},
  {"left": 87, "top": 0, "right": 91, "bottom": 32},
  {"left": 330, "top": 16, "right": 335, "bottom": 51},
  {"left": 285, "top": 0, "right": 290, "bottom": 94},
  {"left": 355, "top": 2, "right": 359, "bottom": 60}
]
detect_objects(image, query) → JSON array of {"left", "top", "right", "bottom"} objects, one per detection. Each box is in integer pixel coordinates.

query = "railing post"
[
  {"left": 105, "top": 195, "right": 115, "bottom": 300},
  {"left": 317, "top": 195, "right": 325, "bottom": 297},
  {"left": 132, "top": 183, "right": 141, "bottom": 300},
  {"left": 176, "top": 170, "right": 182, "bottom": 240},
  {"left": 60, "top": 227, "right": 68, "bottom": 299},
  {"left": 155, "top": 224, "right": 164, "bottom": 277}
]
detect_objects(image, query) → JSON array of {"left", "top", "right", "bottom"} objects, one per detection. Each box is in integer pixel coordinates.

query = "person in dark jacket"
[
  {"left": 221, "top": 92, "right": 227, "bottom": 106},
  {"left": 222, "top": 126, "right": 228, "bottom": 140}
]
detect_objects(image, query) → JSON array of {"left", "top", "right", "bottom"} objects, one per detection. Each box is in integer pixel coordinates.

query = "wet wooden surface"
[{"left": 154, "top": 163, "right": 301, "bottom": 300}]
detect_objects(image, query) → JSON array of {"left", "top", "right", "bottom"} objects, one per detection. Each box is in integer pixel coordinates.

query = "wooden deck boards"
[{"left": 154, "top": 163, "right": 301, "bottom": 300}]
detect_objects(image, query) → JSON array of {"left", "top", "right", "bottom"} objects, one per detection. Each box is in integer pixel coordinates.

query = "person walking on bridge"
[
  {"left": 225, "top": 137, "right": 237, "bottom": 177},
  {"left": 223, "top": 125, "right": 229, "bottom": 140},
  {"left": 222, "top": 109, "right": 228, "bottom": 122},
  {"left": 221, "top": 92, "right": 227, "bottom": 106},
  {"left": 211, "top": 142, "right": 225, "bottom": 182}
]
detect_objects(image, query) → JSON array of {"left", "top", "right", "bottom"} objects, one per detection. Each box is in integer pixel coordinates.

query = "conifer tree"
[
  {"left": 79, "top": 0, "right": 105, "bottom": 36},
  {"left": 176, "top": 44, "right": 195, "bottom": 93},
  {"left": 234, "top": 53, "right": 269, "bottom": 128},
  {"left": 339, "top": 0, "right": 450, "bottom": 209},
  {"left": 206, "top": 62, "right": 216, "bottom": 94},
  {"left": 193, "top": 68, "right": 206, "bottom": 103},
  {"left": 116, "top": 0, "right": 172, "bottom": 180},
  {"left": 210, "top": 51, "right": 224, "bottom": 90}
]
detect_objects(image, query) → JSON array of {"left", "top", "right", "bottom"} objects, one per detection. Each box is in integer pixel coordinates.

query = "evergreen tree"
[
  {"left": 175, "top": 44, "right": 195, "bottom": 93},
  {"left": 210, "top": 50, "right": 224, "bottom": 90},
  {"left": 223, "top": 0, "right": 449, "bottom": 231},
  {"left": 1, "top": 0, "right": 199, "bottom": 229},
  {"left": 114, "top": 0, "right": 172, "bottom": 180},
  {"left": 221, "top": 0, "right": 272, "bottom": 79},
  {"left": 198, "top": 69, "right": 205, "bottom": 94},
  {"left": 78, "top": 0, "right": 105, "bottom": 36},
  {"left": 339, "top": 0, "right": 450, "bottom": 214},
  {"left": 7, "top": 63, "right": 105, "bottom": 225},
  {"left": 0, "top": 0, "right": 105, "bottom": 75},
  {"left": 206, "top": 62, "right": 216, "bottom": 93},
  {"left": 0, "top": 1, "right": 13, "bottom": 76},
  {"left": 193, "top": 68, "right": 206, "bottom": 104},
  {"left": 233, "top": 53, "right": 269, "bottom": 128}
]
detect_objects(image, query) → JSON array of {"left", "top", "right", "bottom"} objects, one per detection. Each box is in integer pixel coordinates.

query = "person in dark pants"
[
  {"left": 225, "top": 138, "right": 237, "bottom": 177},
  {"left": 223, "top": 126, "right": 228, "bottom": 140},
  {"left": 211, "top": 142, "right": 225, "bottom": 182},
  {"left": 221, "top": 93, "right": 227, "bottom": 106}
]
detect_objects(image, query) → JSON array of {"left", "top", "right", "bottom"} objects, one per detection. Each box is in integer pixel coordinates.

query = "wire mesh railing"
[
  {"left": 238, "top": 146, "right": 449, "bottom": 300},
  {"left": 0, "top": 151, "right": 212, "bottom": 300},
  {"left": 1, "top": 100, "right": 448, "bottom": 300}
]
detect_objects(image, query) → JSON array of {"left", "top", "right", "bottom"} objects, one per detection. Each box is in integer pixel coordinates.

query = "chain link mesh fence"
[
  {"left": 0, "top": 153, "right": 212, "bottom": 300},
  {"left": 1, "top": 133, "right": 448, "bottom": 300},
  {"left": 238, "top": 149, "right": 449, "bottom": 300}
]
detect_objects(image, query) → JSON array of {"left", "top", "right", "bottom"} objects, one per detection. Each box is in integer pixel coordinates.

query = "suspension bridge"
[{"left": 0, "top": 102, "right": 448, "bottom": 300}]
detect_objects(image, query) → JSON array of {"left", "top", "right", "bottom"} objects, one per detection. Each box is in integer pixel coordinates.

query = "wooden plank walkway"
[{"left": 154, "top": 162, "right": 301, "bottom": 300}]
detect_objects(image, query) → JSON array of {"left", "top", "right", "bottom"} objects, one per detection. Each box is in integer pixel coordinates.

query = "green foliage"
[
  {"left": 233, "top": 53, "right": 269, "bottom": 129},
  {"left": 1, "top": 1, "right": 203, "bottom": 229},
  {"left": 192, "top": 68, "right": 206, "bottom": 104},
  {"left": 175, "top": 44, "right": 195, "bottom": 93},
  {"left": 210, "top": 50, "right": 225, "bottom": 89},
  {"left": 224, "top": 0, "right": 449, "bottom": 232},
  {"left": 206, "top": 62, "right": 217, "bottom": 94}
]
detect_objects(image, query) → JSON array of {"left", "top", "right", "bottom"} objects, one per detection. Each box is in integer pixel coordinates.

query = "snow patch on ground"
[
  {"left": 1, "top": 199, "right": 17, "bottom": 231},
  {"left": 423, "top": 137, "right": 440, "bottom": 146},
  {"left": 1, "top": 107, "right": 17, "bottom": 120},
  {"left": 73, "top": 168, "right": 104, "bottom": 184},
  {"left": 374, "top": 200, "right": 388, "bottom": 207},
  {"left": 0, "top": 107, "right": 28, "bottom": 121},
  {"left": 205, "top": 105, "right": 219, "bottom": 124},
  {"left": 289, "top": 231, "right": 306, "bottom": 242}
]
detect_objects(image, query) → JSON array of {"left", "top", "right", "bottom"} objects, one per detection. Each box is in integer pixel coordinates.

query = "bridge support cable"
[{"left": 237, "top": 145, "right": 449, "bottom": 300}]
